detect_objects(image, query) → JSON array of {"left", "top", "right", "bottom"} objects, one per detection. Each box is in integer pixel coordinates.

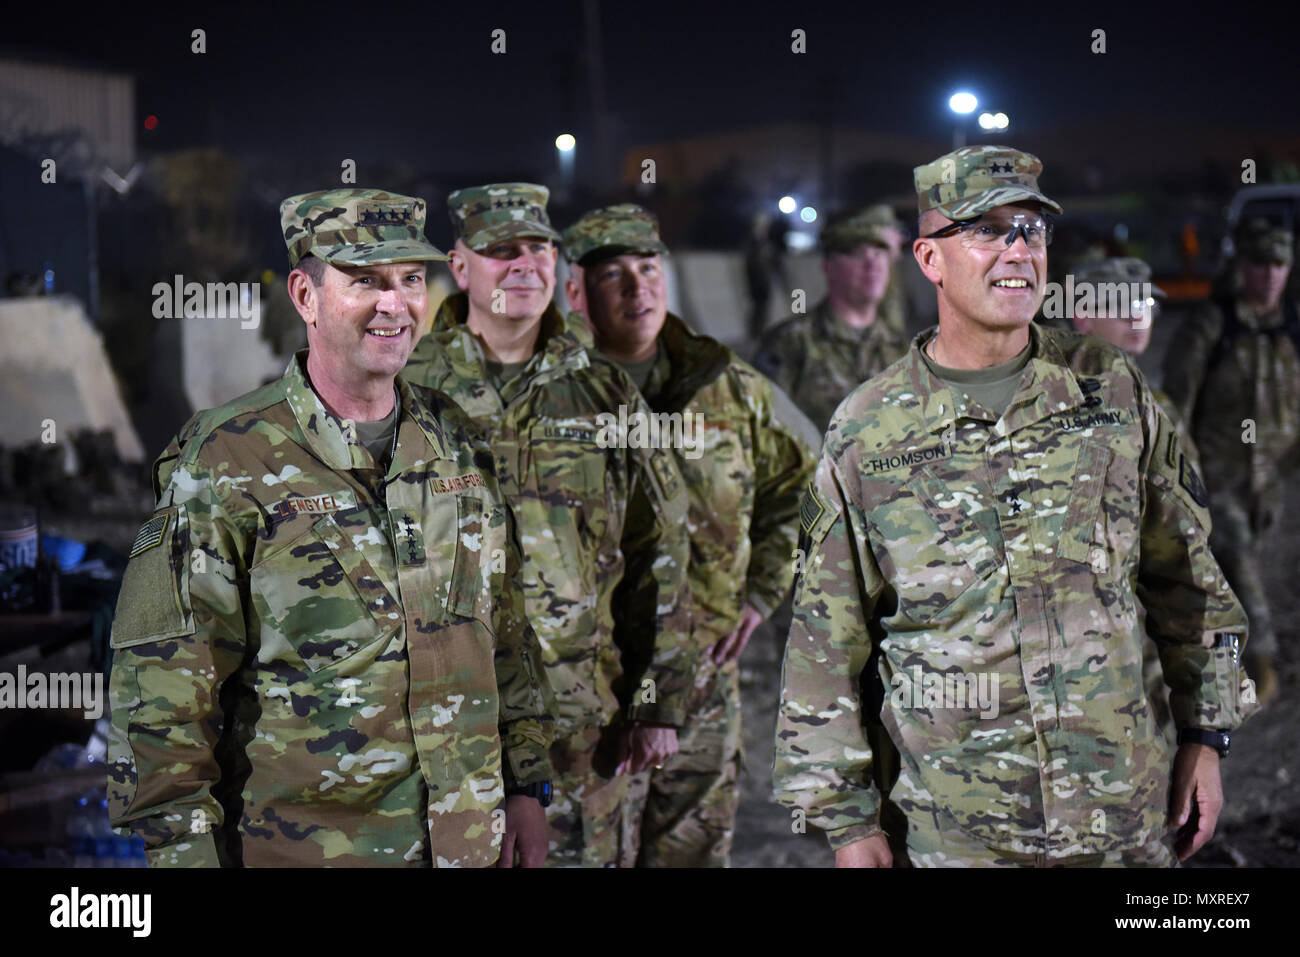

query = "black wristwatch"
[
  {"left": 505, "top": 780, "right": 553, "bottom": 807},
  {"left": 1178, "top": 728, "right": 1231, "bottom": 758}
]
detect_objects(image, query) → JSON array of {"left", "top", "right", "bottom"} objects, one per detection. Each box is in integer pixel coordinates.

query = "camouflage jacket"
[
  {"left": 774, "top": 324, "right": 1255, "bottom": 857},
  {"left": 403, "top": 294, "right": 694, "bottom": 737},
  {"left": 108, "top": 353, "right": 554, "bottom": 868},
  {"left": 639, "top": 314, "right": 815, "bottom": 640},
  {"left": 753, "top": 297, "right": 908, "bottom": 434},
  {"left": 1162, "top": 295, "right": 1300, "bottom": 507}
]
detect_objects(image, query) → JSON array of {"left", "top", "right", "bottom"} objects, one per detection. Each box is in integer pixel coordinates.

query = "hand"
[
  {"left": 615, "top": 723, "right": 679, "bottom": 775},
  {"left": 834, "top": 833, "right": 893, "bottom": 868},
  {"left": 711, "top": 604, "right": 765, "bottom": 664},
  {"left": 497, "top": 794, "right": 548, "bottom": 868},
  {"left": 1170, "top": 742, "right": 1224, "bottom": 862}
]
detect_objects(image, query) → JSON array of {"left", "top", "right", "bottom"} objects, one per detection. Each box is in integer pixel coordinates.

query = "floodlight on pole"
[{"left": 948, "top": 91, "right": 978, "bottom": 148}]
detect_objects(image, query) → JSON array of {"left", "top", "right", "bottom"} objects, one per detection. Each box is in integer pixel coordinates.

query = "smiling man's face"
[
  {"left": 916, "top": 201, "right": 1048, "bottom": 332},
  {"left": 573, "top": 252, "right": 668, "bottom": 360},
  {"left": 294, "top": 259, "right": 427, "bottom": 391},
  {"left": 450, "top": 236, "right": 557, "bottom": 325}
]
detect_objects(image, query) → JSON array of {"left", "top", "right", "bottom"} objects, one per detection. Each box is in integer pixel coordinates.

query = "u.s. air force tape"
[{"left": 129, "top": 513, "right": 169, "bottom": 558}]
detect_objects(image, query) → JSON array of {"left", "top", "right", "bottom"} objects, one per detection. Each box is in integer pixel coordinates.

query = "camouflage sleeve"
[
  {"left": 742, "top": 374, "right": 818, "bottom": 618},
  {"left": 773, "top": 449, "right": 887, "bottom": 850},
  {"left": 1160, "top": 301, "right": 1222, "bottom": 431},
  {"left": 613, "top": 389, "right": 695, "bottom": 727},
  {"left": 1133, "top": 372, "right": 1258, "bottom": 733},
  {"left": 493, "top": 504, "right": 557, "bottom": 789},
  {"left": 107, "top": 447, "right": 247, "bottom": 867},
  {"left": 751, "top": 320, "right": 803, "bottom": 401}
]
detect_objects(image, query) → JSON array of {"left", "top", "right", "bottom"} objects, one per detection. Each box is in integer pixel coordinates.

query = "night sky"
[{"left": 6, "top": 0, "right": 1295, "bottom": 177}]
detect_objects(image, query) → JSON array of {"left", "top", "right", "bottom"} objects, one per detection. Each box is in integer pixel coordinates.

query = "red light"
[{"left": 144, "top": 115, "right": 158, "bottom": 130}]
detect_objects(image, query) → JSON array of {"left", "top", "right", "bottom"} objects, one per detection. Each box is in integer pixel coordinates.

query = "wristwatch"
[
  {"left": 505, "top": 780, "right": 553, "bottom": 807},
  {"left": 1177, "top": 728, "right": 1231, "bottom": 758}
]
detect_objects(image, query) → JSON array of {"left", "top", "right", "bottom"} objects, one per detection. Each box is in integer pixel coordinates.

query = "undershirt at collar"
[{"left": 921, "top": 338, "right": 1033, "bottom": 419}]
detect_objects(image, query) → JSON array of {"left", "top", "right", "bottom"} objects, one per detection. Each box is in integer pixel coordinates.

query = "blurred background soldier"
[
  {"left": 1163, "top": 218, "right": 1298, "bottom": 706},
  {"left": 108, "top": 189, "right": 555, "bottom": 867},
  {"left": 564, "top": 204, "right": 815, "bottom": 866},
  {"left": 753, "top": 204, "right": 910, "bottom": 433},
  {"left": 402, "top": 184, "right": 695, "bottom": 867}
]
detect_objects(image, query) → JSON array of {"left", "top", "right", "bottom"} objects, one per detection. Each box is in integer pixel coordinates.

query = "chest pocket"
[
  {"left": 250, "top": 511, "right": 400, "bottom": 672},
  {"left": 1057, "top": 435, "right": 1142, "bottom": 578},
  {"left": 678, "top": 417, "right": 752, "bottom": 548},
  {"left": 528, "top": 421, "right": 612, "bottom": 549},
  {"left": 441, "top": 494, "right": 494, "bottom": 628},
  {"left": 887, "top": 469, "right": 1002, "bottom": 621}
]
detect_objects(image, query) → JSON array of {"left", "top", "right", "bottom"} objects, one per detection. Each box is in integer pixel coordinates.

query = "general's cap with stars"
[
  {"left": 279, "top": 188, "right": 447, "bottom": 268},
  {"left": 914, "top": 145, "right": 1063, "bottom": 221},
  {"left": 447, "top": 183, "right": 562, "bottom": 251}
]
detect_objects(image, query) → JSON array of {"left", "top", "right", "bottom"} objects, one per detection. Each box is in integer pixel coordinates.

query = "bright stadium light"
[
  {"left": 994, "top": 112, "right": 1009, "bottom": 129},
  {"left": 948, "top": 91, "right": 978, "bottom": 114},
  {"left": 778, "top": 195, "right": 797, "bottom": 214},
  {"left": 978, "top": 112, "right": 996, "bottom": 130},
  {"left": 555, "top": 133, "right": 576, "bottom": 152},
  {"left": 800, "top": 206, "right": 817, "bottom": 223}
]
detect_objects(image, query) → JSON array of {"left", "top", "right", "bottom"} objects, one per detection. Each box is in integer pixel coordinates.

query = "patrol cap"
[
  {"left": 447, "top": 182, "right": 562, "bottom": 251},
  {"left": 1073, "top": 257, "right": 1166, "bottom": 299},
  {"left": 820, "top": 204, "right": 903, "bottom": 254},
  {"left": 1235, "top": 217, "right": 1294, "bottom": 265},
  {"left": 561, "top": 203, "right": 669, "bottom": 264},
  {"left": 279, "top": 188, "right": 447, "bottom": 268},
  {"left": 914, "top": 145, "right": 1063, "bottom": 220}
]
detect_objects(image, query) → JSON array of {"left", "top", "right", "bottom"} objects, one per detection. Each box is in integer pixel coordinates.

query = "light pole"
[{"left": 948, "top": 91, "right": 977, "bottom": 148}]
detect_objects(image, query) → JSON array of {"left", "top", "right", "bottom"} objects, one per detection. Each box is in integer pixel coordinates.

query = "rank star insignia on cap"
[
  {"left": 279, "top": 188, "right": 447, "bottom": 268},
  {"left": 820, "top": 203, "right": 904, "bottom": 255},
  {"left": 1235, "top": 217, "right": 1294, "bottom": 265},
  {"left": 447, "top": 182, "right": 562, "bottom": 251},
  {"left": 561, "top": 203, "right": 670, "bottom": 264},
  {"left": 914, "top": 145, "right": 1063, "bottom": 220}
]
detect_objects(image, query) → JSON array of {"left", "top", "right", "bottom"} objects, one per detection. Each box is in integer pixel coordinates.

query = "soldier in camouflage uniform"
[
  {"left": 1163, "top": 218, "right": 1298, "bottom": 706},
  {"left": 1070, "top": 256, "right": 1208, "bottom": 743},
  {"left": 753, "top": 204, "right": 911, "bottom": 433},
  {"left": 774, "top": 147, "right": 1258, "bottom": 867},
  {"left": 108, "top": 189, "right": 556, "bottom": 867},
  {"left": 402, "top": 184, "right": 695, "bottom": 867},
  {"left": 561, "top": 204, "right": 816, "bottom": 866}
]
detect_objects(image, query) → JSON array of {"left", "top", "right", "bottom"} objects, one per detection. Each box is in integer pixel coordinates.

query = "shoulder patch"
[
  {"left": 1179, "top": 454, "right": 1208, "bottom": 507},
  {"left": 799, "top": 481, "right": 825, "bottom": 535},
  {"left": 130, "top": 513, "right": 170, "bottom": 558}
]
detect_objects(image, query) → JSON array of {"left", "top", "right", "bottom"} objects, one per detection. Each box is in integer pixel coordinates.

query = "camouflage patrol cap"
[
  {"left": 820, "top": 204, "right": 903, "bottom": 254},
  {"left": 448, "top": 183, "right": 562, "bottom": 251},
  {"left": 1235, "top": 217, "right": 1294, "bottom": 265},
  {"left": 561, "top": 204, "right": 669, "bottom": 264},
  {"left": 1073, "top": 257, "right": 1166, "bottom": 299},
  {"left": 914, "top": 145, "right": 1063, "bottom": 220},
  {"left": 279, "top": 188, "right": 447, "bottom": 268}
]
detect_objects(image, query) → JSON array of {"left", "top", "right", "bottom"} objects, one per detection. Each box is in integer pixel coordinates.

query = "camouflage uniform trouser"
[
  {"left": 892, "top": 769, "right": 1178, "bottom": 868},
  {"left": 544, "top": 725, "right": 633, "bottom": 867},
  {"left": 623, "top": 656, "right": 743, "bottom": 867},
  {"left": 1208, "top": 491, "right": 1280, "bottom": 657}
]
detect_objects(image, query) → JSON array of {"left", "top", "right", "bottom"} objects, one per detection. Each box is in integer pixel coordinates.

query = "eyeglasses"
[{"left": 923, "top": 214, "right": 1053, "bottom": 250}]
